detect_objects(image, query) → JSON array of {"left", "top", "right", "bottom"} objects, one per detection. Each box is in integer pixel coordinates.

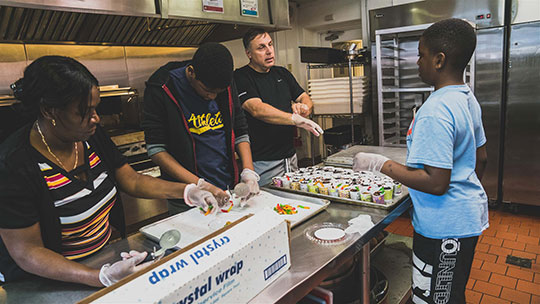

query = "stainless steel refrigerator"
[
  {"left": 369, "top": 0, "right": 540, "bottom": 206},
  {"left": 503, "top": 19, "right": 540, "bottom": 206}
]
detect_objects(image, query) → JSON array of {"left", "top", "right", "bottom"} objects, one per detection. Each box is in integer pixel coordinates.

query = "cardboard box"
[{"left": 80, "top": 210, "right": 291, "bottom": 304}]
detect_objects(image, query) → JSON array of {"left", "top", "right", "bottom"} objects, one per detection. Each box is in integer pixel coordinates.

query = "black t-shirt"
[{"left": 234, "top": 65, "right": 304, "bottom": 161}]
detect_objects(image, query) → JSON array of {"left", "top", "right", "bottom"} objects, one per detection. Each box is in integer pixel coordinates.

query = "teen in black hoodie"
[{"left": 142, "top": 43, "right": 259, "bottom": 214}]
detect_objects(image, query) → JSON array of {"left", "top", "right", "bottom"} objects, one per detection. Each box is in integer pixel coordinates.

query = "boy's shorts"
[{"left": 412, "top": 231, "right": 479, "bottom": 304}]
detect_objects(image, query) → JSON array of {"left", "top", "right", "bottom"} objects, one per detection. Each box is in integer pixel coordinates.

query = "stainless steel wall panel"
[
  {"left": 0, "top": 0, "right": 158, "bottom": 17},
  {"left": 167, "top": 0, "right": 272, "bottom": 26},
  {"left": 475, "top": 27, "right": 504, "bottom": 202},
  {"left": 25, "top": 44, "right": 129, "bottom": 87},
  {"left": 369, "top": 0, "right": 505, "bottom": 41},
  {"left": 124, "top": 46, "right": 196, "bottom": 95},
  {"left": 502, "top": 21, "right": 540, "bottom": 205},
  {"left": 0, "top": 1, "right": 277, "bottom": 46},
  {"left": 0, "top": 43, "right": 26, "bottom": 95},
  {"left": 511, "top": 0, "right": 540, "bottom": 24}
]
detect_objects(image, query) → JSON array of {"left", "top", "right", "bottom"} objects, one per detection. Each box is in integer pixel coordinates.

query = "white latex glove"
[
  {"left": 240, "top": 168, "right": 260, "bottom": 203},
  {"left": 99, "top": 250, "right": 149, "bottom": 287},
  {"left": 184, "top": 179, "right": 220, "bottom": 214},
  {"left": 196, "top": 178, "right": 230, "bottom": 207},
  {"left": 291, "top": 113, "right": 323, "bottom": 137},
  {"left": 292, "top": 103, "right": 310, "bottom": 117},
  {"left": 352, "top": 152, "right": 390, "bottom": 173}
]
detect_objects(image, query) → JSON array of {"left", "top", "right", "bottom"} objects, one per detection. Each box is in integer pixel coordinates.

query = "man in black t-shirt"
[{"left": 234, "top": 28, "right": 323, "bottom": 185}]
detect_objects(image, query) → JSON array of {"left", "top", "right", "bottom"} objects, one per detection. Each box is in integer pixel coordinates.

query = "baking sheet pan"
[
  {"left": 268, "top": 184, "right": 407, "bottom": 210},
  {"left": 139, "top": 189, "right": 330, "bottom": 248}
]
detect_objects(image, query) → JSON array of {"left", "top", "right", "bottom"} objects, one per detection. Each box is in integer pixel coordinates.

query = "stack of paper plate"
[{"left": 309, "top": 77, "right": 367, "bottom": 114}]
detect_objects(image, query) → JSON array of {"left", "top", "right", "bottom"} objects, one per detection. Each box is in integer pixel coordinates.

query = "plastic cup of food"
[
  {"left": 291, "top": 181, "right": 300, "bottom": 190},
  {"left": 318, "top": 186, "right": 329, "bottom": 195},
  {"left": 383, "top": 186, "right": 393, "bottom": 202},
  {"left": 349, "top": 187, "right": 361, "bottom": 200},
  {"left": 300, "top": 181, "right": 309, "bottom": 192},
  {"left": 338, "top": 188, "right": 350, "bottom": 198},
  {"left": 360, "top": 191, "right": 372, "bottom": 202},
  {"left": 280, "top": 177, "right": 291, "bottom": 189},
  {"left": 308, "top": 184, "right": 318, "bottom": 194},
  {"left": 272, "top": 177, "right": 283, "bottom": 187},
  {"left": 372, "top": 191, "right": 385, "bottom": 204},
  {"left": 329, "top": 188, "right": 339, "bottom": 197},
  {"left": 394, "top": 181, "right": 402, "bottom": 195}
]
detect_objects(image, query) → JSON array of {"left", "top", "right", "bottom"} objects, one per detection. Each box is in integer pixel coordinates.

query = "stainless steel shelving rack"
[
  {"left": 375, "top": 23, "right": 475, "bottom": 147},
  {"left": 306, "top": 57, "right": 369, "bottom": 162}
]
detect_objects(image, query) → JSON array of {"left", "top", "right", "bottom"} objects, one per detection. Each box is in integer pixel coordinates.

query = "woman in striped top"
[{"left": 0, "top": 56, "right": 221, "bottom": 287}]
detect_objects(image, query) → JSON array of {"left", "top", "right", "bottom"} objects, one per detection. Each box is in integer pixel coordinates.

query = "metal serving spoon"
[{"left": 151, "top": 229, "right": 181, "bottom": 260}]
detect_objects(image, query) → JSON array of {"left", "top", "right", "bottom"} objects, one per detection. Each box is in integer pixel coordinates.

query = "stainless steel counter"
[{"left": 0, "top": 146, "right": 411, "bottom": 304}]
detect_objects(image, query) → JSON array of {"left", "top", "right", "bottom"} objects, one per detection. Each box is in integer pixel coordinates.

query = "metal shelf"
[
  {"left": 383, "top": 127, "right": 399, "bottom": 134},
  {"left": 382, "top": 87, "right": 433, "bottom": 93},
  {"left": 383, "top": 107, "right": 399, "bottom": 113},
  {"left": 382, "top": 98, "right": 399, "bottom": 103},
  {"left": 313, "top": 113, "right": 364, "bottom": 119},
  {"left": 383, "top": 136, "right": 401, "bottom": 144},
  {"left": 307, "top": 62, "right": 366, "bottom": 69},
  {"left": 383, "top": 117, "right": 398, "bottom": 124}
]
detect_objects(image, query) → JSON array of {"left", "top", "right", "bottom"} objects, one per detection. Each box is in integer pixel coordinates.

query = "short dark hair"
[
  {"left": 421, "top": 18, "right": 476, "bottom": 72},
  {"left": 242, "top": 28, "right": 268, "bottom": 50},
  {"left": 191, "top": 42, "right": 233, "bottom": 89},
  {"left": 11, "top": 55, "right": 98, "bottom": 119}
]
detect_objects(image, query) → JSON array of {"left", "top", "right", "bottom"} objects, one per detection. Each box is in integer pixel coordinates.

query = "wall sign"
[
  {"left": 203, "top": 0, "right": 224, "bottom": 13},
  {"left": 240, "top": 0, "right": 259, "bottom": 17}
]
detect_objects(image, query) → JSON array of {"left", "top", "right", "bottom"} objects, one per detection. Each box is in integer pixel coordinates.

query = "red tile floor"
[{"left": 385, "top": 205, "right": 540, "bottom": 304}]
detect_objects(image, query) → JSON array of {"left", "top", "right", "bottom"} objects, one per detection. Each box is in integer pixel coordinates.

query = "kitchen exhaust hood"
[{"left": 0, "top": 0, "right": 290, "bottom": 46}]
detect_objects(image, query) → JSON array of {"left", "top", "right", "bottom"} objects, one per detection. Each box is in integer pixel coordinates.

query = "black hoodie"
[{"left": 142, "top": 61, "right": 249, "bottom": 186}]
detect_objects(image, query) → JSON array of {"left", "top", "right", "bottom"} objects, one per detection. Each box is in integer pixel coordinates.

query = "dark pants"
[{"left": 412, "top": 231, "right": 478, "bottom": 304}]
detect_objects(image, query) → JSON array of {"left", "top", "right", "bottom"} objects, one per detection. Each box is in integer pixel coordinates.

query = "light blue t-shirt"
[{"left": 406, "top": 84, "right": 489, "bottom": 239}]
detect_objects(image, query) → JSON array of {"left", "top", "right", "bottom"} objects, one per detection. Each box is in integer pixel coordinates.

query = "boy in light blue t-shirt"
[{"left": 353, "top": 19, "right": 488, "bottom": 303}]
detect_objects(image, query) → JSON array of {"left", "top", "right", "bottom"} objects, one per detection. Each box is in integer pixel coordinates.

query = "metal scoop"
[
  {"left": 233, "top": 183, "right": 250, "bottom": 198},
  {"left": 151, "top": 229, "right": 181, "bottom": 260}
]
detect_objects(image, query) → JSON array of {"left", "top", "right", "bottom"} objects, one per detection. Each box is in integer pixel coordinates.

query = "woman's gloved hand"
[
  {"left": 292, "top": 113, "right": 324, "bottom": 136},
  {"left": 352, "top": 152, "right": 389, "bottom": 173},
  {"left": 184, "top": 179, "right": 221, "bottom": 213},
  {"left": 240, "top": 168, "right": 260, "bottom": 202},
  {"left": 99, "top": 250, "right": 150, "bottom": 287}
]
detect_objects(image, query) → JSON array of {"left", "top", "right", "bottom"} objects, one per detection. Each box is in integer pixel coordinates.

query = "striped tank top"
[{"left": 37, "top": 141, "right": 117, "bottom": 260}]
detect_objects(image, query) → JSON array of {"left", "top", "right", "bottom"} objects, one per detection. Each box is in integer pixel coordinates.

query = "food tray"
[
  {"left": 268, "top": 165, "right": 408, "bottom": 210},
  {"left": 268, "top": 184, "right": 407, "bottom": 210},
  {"left": 139, "top": 189, "right": 330, "bottom": 248}
]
